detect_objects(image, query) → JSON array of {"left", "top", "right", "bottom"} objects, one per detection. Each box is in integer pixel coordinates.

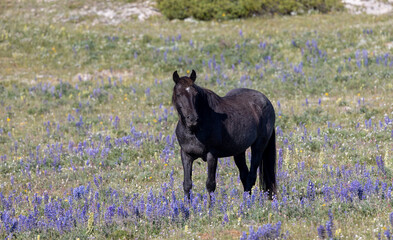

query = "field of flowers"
[{"left": 1, "top": 1, "right": 393, "bottom": 239}]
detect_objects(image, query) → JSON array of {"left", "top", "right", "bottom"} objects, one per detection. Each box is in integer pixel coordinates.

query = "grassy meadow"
[{"left": 1, "top": 0, "right": 393, "bottom": 239}]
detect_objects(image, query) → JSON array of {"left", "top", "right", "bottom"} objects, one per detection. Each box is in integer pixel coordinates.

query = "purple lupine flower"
[
  {"left": 385, "top": 230, "right": 391, "bottom": 240},
  {"left": 240, "top": 231, "right": 248, "bottom": 240},
  {"left": 363, "top": 49, "right": 368, "bottom": 67},
  {"left": 164, "top": 50, "right": 167, "bottom": 62},
  {"left": 326, "top": 210, "right": 334, "bottom": 238},
  {"left": 390, "top": 212, "right": 393, "bottom": 228},
  {"left": 94, "top": 175, "right": 100, "bottom": 188},
  {"left": 307, "top": 180, "right": 315, "bottom": 201},
  {"left": 104, "top": 204, "right": 116, "bottom": 223},
  {"left": 317, "top": 225, "right": 326, "bottom": 239},
  {"left": 73, "top": 185, "right": 86, "bottom": 199},
  {"left": 113, "top": 116, "right": 120, "bottom": 129},
  {"left": 180, "top": 201, "right": 190, "bottom": 219},
  {"left": 222, "top": 213, "right": 229, "bottom": 225},
  {"left": 242, "top": 222, "right": 283, "bottom": 240}
]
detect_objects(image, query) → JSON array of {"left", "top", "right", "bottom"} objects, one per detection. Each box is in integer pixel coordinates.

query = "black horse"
[{"left": 172, "top": 70, "right": 276, "bottom": 199}]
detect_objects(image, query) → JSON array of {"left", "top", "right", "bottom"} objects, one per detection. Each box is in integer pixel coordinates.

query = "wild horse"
[{"left": 172, "top": 70, "right": 276, "bottom": 199}]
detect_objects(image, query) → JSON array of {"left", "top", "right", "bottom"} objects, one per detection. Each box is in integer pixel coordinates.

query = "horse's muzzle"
[{"left": 186, "top": 115, "right": 198, "bottom": 128}]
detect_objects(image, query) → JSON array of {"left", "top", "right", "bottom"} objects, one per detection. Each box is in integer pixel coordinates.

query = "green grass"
[{"left": 0, "top": 0, "right": 393, "bottom": 239}]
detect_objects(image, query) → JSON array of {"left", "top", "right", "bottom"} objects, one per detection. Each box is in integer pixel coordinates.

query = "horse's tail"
[{"left": 259, "top": 128, "right": 277, "bottom": 197}]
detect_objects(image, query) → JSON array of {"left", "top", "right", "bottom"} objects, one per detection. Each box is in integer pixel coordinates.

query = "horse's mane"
[{"left": 195, "top": 85, "right": 222, "bottom": 110}]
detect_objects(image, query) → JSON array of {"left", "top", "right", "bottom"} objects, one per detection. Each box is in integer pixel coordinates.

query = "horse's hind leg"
[
  {"left": 244, "top": 147, "right": 262, "bottom": 194},
  {"left": 246, "top": 138, "right": 267, "bottom": 193},
  {"left": 260, "top": 129, "right": 276, "bottom": 197},
  {"left": 234, "top": 152, "right": 249, "bottom": 191}
]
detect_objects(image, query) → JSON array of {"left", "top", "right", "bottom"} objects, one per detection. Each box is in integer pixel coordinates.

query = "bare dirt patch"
[
  {"left": 342, "top": 0, "right": 393, "bottom": 14},
  {"left": 66, "top": 0, "right": 161, "bottom": 25}
]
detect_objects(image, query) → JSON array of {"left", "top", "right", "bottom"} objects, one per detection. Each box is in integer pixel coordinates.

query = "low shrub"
[{"left": 156, "top": 0, "right": 345, "bottom": 20}]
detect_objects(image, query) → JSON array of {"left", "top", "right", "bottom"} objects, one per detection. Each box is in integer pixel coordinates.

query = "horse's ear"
[
  {"left": 190, "top": 69, "right": 196, "bottom": 82},
  {"left": 173, "top": 71, "right": 180, "bottom": 84}
]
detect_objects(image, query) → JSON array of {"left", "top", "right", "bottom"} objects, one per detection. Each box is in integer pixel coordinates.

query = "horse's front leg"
[
  {"left": 181, "top": 149, "right": 194, "bottom": 201},
  {"left": 206, "top": 152, "right": 217, "bottom": 200}
]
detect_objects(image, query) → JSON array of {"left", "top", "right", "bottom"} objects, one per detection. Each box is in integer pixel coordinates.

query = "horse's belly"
[
  {"left": 211, "top": 119, "right": 258, "bottom": 157},
  {"left": 214, "top": 136, "right": 255, "bottom": 157}
]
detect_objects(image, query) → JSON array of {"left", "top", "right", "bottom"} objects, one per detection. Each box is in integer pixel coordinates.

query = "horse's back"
[{"left": 224, "top": 88, "right": 273, "bottom": 110}]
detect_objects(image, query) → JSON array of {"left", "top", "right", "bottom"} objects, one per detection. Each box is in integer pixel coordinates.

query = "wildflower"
[
  {"left": 385, "top": 230, "right": 391, "bottom": 240},
  {"left": 185, "top": 225, "right": 188, "bottom": 232},
  {"left": 7, "top": 117, "right": 10, "bottom": 122},
  {"left": 325, "top": 92, "right": 329, "bottom": 96},
  {"left": 335, "top": 228, "right": 342, "bottom": 237},
  {"left": 317, "top": 225, "right": 326, "bottom": 239},
  {"left": 222, "top": 13, "right": 226, "bottom": 17},
  {"left": 222, "top": 213, "right": 229, "bottom": 225},
  {"left": 389, "top": 212, "right": 393, "bottom": 228},
  {"left": 187, "top": 70, "right": 190, "bottom": 74},
  {"left": 52, "top": 47, "right": 56, "bottom": 53}
]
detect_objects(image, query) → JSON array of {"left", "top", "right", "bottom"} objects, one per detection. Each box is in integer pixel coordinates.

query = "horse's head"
[{"left": 172, "top": 70, "right": 200, "bottom": 129}]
